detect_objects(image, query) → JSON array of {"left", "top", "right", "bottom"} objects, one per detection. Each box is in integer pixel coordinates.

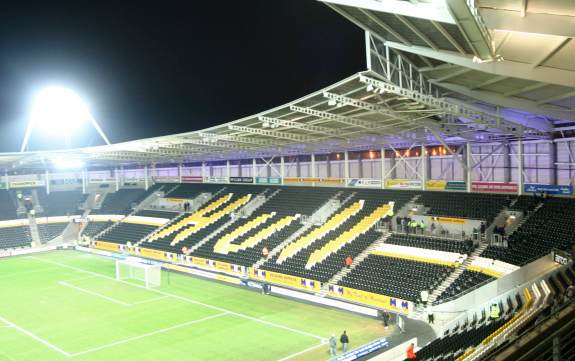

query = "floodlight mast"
[{"left": 20, "top": 87, "right": 111, "bottom": 152}]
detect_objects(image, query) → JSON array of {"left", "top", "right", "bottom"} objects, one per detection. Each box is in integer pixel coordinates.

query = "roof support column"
[
  {"left": 201, "top": 162, "right": 207, "bottom": 178},
  {"left": 144, "top": 166, "right": 149, "bottom": 191},
  {"left": 82, "top": 169, "right": 86, "bottom": 194},
  {"left": 466, "top": 142, "right": 472, "bottom": 193},
  {"left": 226, "top": 161, "right": 230, "bottom": 183},
  {"left": 365, "top": 30, "right": 372, "bottom": 71},
  {"left": 178, "top": 163, "right": 183, "bottom": 184},
  {"left": 115, "top": 168, "right": 120, "bottom": 192},
  {"left": 45, "top": 170, "right": 50, "bottom": 195},
  {"left": 421, "top": 145, "right": 428, "bottom": 190},
  {"left": 344, "top": 151, "right": 349, "bottom": 182},
  {"left": 252, "top": 158, "right": 257, "bottom": 179},
  {"left": 296, "top": 157, "right": 301, "bottom": 178},
  {"left": 518, "top": 139, "right": 524, "bottom": 195},
  {"left": 280, "top": 156, "right": 285, "bottom": 182},
  {"left": 550, "top": 141, "right": 557, "bottom": 186},
  {"left": 326, "top": 155, "right": 332, "bottom": 178},
  {"left": 381, "top": 147, "right": 386, "bottom": 189},
  {"left": 503, "top": 143, "right": 511, "bottom": 183},
  {"left": 311, "top": 153, "right": 316, "bottom": 178},
  {"left": 357, "top": 154, "right": 363, "bottom": 179}
]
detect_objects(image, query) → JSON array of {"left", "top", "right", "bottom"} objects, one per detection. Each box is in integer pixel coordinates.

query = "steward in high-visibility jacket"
[{"left": 490, "top": 304, "right": 500, "bottom": 319}]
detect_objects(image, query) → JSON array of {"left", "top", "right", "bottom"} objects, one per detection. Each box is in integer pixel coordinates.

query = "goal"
[{"left": 115, "top": 258, "right": 162, "bottom": 289}]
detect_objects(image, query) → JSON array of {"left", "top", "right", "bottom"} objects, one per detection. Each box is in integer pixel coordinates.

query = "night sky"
[{"left": 0, "top": 1, "right": 364, "bottom": 152}]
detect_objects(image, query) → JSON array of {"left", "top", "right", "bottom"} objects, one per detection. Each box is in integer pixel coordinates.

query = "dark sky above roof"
[{"left": 0, "top": 1, "right": 364, "bottom": 152}]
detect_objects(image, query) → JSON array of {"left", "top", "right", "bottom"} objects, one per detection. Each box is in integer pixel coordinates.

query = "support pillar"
[
  {"left": 252, "top": 158, "right": 257, "bottom": 179},
  {"left": 344, "top": 151, "right": 349, "bottom": 180},
  {"left": 226, "top": 160, "right": 231, "bottom": 182},
  {"left": 502, "top": 143, "right": 511, "bottom": 183},
  {"left": 82, "top": 169, "right": 87, "bottom": 194},
  {"left": 381, "top": 147, "right": 386, "bottom": 189},
  {"left": 311, "top": 154, "right": 316, "bottom": 178},
  {"left": 178, "top": 164, "right": 183, "bottom": 183},
  {"left": 326, "top": 156, "right": 332, "bottom": 178},
  {"left": 518, "top": 139, "right": 524, "bottom": 195},
  {"left": 358, "top": 155, "right": 364, "bottom": 179},
  {"left": 296, "top": 157, "right": 301, "bottom": 177},
  {"left": 280, "top": 156, "right": 285, "bottom": 180},
  {"left": 550, "top": 141, "right": 557, "bottom": 185},
  {"left": 466, "top": 142, "right": 473, "bottom": 193},
  {"left": 421, "top": 145, "right": 428, "bottom": 190},
  {"left": 45, "top": 170, "right": 50, "bottom": 194},
  {"left": 115, "top": 168, "right": 120, "bottom": 191},
  {"left": 144, "top": 166, "right": 149, "bottom": 191}
]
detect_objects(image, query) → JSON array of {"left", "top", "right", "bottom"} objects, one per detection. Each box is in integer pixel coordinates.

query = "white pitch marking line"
[
  {"left": 276, "top": 341, "right": 327, "bottom": 361},
  {"left": 0, "top": 315, "right": 71, "bottom": 357},
  {"left": 58, "top": 281, "right": 131, "bottom": 307},
  {"left": 68, "top": 312, "right": 229, "bottom": 357},
  {"left": 130, "top": 295, "right": 169, "bottom": 305},
  {"left": 28, "top": 256, "right": 327, "bottom": 342}
]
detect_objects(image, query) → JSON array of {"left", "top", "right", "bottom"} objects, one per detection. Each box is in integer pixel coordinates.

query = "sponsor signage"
[
  {"left": 552, "top": 249, "right": 571, "bottom": 265},
  {"left": 330, "top": 286, "right": 412, "bottom": 314},
  {"left": 472, "top": 182, "right": 518, "bottom": 193},
  {"left": 9, "top": 180, "right": 45, "bottom": 188},
  {"left": 152, "top": 176, "right": 179, "bottom": 183},
  {"left": 89, "top": 177, "right": 115, "bottom": 183},
  {"left": 255, "top": 177, "right": 282, "bottom": 185},
  {"left": 284, "top": 177, "right": 345, "bottom": 186},
  {"left": 181, "top": 176, "right": 203, "bottom": 183},
  {"left": 524, "top": 184, "right": 572, "bottom": 195},
  {"left": 347, "top": 178, "right": 382, "bottom": 188},
  {"left": 425, "top": 180, "right": 466, "bottom": 191},
  {"left": 230, "top": 177, "right": 254, "bottom": 184},
  {"left": 336, "top": 338, "right": 389, "bottom": 361},
  {"left": 251, "top": 268, "right": 321, "bottom": 291},
  {"left": 203, "top": 176, "right": 228, "bottom": 184},
  {"left": 384, "top": 179, "right": 422, "bottom": 189},
  {"left": 436, "top": 216, "right": 466, "bottom": 225}
]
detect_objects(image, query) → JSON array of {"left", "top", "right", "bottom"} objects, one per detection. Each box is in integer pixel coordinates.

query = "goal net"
[{"left": 115, "top": 258, "right": 162, "bottom": 289}]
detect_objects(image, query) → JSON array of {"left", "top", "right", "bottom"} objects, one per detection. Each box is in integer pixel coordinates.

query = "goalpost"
[{"left": 115, "top": 258, "right": 162, "bottom": 289}]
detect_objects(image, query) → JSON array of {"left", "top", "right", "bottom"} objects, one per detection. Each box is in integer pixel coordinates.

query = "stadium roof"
[{"left": 3, "top": 0, "right": 574, "bottom": 171}]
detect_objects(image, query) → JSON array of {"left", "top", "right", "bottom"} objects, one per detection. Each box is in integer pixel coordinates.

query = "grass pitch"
[{"left": 0, "top": 251, "right": 389, "bottom": 361}]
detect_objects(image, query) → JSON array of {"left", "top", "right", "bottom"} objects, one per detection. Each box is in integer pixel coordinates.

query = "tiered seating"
[
  {"left": 338, "top": 254, "right": 452, "bottom": 302},
  {"left": 213, "top": 213, "right": 274, "bottom": 253},
  {"left": 412, "top": 314, "right": 509, "bottom": 361},
  {"left": 482, "top": 198, "right": 575, "bottom": 265},
  {"left": 260, "top": 189, "right": 412, "bottom": 283},
  {"left": 385, "top": 234, "right": 474, "bottom": 255},
  {"left": 190, "top": 186, "right": 336, "bottom": 266},
  {"left": 277, "top": 200, "right": 364, "bottom": 264},
  {"left": 82, "top": 221, "right": 113, "bottom": 238},
  {"left": 434, "top": 270, "right": 494, "bottom": 304},
  {"left": 91, "top": 189, "right": 147, "bottom": 215},
  {"left": 0, "top": 226, "right": 32, "bottom": 249},
  {"left": 418, "top": 192, "right": 512, "bottom": 223},
  {"left": 38, "top": 223, "right": 68, "bottom": 242},
  {"left": 134, "top": 209, "right": 179, "bottom": 219},
  {"left": 97, "top": 222, "right": 157, "bottom": 245},
  {"left": 0, "top": 190, "right": 18, "bottom": 220},
  {"left": 164, "top": 183, "right": 223, "bottom": 199},
  {"left": 306, "top": 203, "right": 392, "bottom": 268},
  {"left": 509, "top": 195, "right": 541, "bottom": 213},
  {"left": 37, "top": 190, "right": 83, "bottom": 216}
]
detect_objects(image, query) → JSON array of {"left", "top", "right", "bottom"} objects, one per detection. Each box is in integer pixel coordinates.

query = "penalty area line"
[
  {"left": 0, "top": 315, "right": 71, "bottom": 357},
  {"left": 276, "top": 341, "right": 327, "bottom": 361},
  {"left": 58, "top": 281, "right": 132, "bottom": 307}
]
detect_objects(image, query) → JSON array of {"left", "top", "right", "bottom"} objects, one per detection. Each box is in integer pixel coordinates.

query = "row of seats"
[
  {"left": 91, "top": 189, "right": 149, "bottom": 215},
  {"left": 434, "top": 270, "right": 493, "bottom": 304},
  {"left": 97, "top": 222, "right": 158, "bottom": 245},
  {"left": 0, "top": 226, "right": 32, "bottom": 249},
  {"left": 483, "top": 198, "right": 575, "bottom": 265},
  {"left": 385, "top": 234, "right": 474, "bottom": 255},
  {"left": 37, "top": 189, "right": 84, "bottom": 216},
  {"left": 0, "top": 191, "right": 19, "bottom": 220},
  {"left": 134, "top": 209, "right": 179, "bottom": 219},
  {"left": 82, "top": 221, "right": 113, "bottom": 238},
  {"left": 38, "top": 223, "right": 68, "bottom": 242},
  {"left": 418, "top": 192, "right": 512, "bottom": 224}
]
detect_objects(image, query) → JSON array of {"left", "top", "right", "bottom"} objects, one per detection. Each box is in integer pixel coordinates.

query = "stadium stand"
[
  {"left": 0, "top": 226, "right": 32, "bottom": 249},
  {"left": 385, "top": 234, "right": 474, "bottom": 255},
  {"left": 163, "top": 183, "right": 223, "bottom": 200},
  {"left": 38, "top": 223, "right": 68, "bottom": 242},
  {"left": 0, "top": 190, "right": 19, "bottom": 220},
  {"left": 91, "top": 188, "right": 148, "bottom": 214},
  {"left": 134, "top": 209, "right": 179, "bottom": 219},
  {"left": 189, "top": 186, "right": 337, "bottom": 266},
  {"left": 37, "top": 189, "right": 83, "bottom": 216},
  {"left": 82, "top": 221, "right": 113, "bottom": 238},
  {"left": 482, "top": 197, "right": 575, "bottom": 265},
  {"left": 418, "top": 192, "right": 512, "bottom": 224},
  {"left": 97, "top": 222, "right": 158, "bottom": 245},
  {"left": 433, "top": 270, "right": 494, "bottom": 304}
]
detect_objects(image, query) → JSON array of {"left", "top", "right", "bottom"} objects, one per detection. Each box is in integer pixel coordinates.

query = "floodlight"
[
  {"left": 30, "top": 87, "right": 91, "bottom": 135},
  {"left": 20, "top": 86, "right": 111, "bottom": 152}
]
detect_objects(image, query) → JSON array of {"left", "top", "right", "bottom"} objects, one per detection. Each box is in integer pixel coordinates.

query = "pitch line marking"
[
  {"left": 58, "top": 281, "right": 132, "bottom": 306},
  {"left": 276, "top": 341, "right": 327, "bottom": 361},
  {"left": 68, "top": 312, "right": 229, "bottom": 357},
  {"left": 0, "top": 315, "right": 72, "bottom": 357},
  {"left": 130, "top": 295, "right": 169, "bottom": 305},
  {"left": 28, "top": 256, "right": 327, "bottom": 342}
]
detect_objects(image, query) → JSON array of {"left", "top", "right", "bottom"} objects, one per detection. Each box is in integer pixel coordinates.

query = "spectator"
[
  {"left": 381, "top": 310, "right": 390, "bottom": 329},
  {"left": 396, "top": 217, "right": 401, "bottom": 232},
  {"left": 345, "top": 255, "right": 353, "bottom": 269},
  {"left": 340, "top": 331, "right": 349, "bottom": 353},
  {"left": 419, "top": 220, "right": 425, "bottom": 234},
  {"left": 420, "top": 289, "right": 429, "bottom": 306},
  {"left": 262, "top": 246, "right": 269, "bottom": 258},
  {"left": 427, "top": 306, "right": 434, "bottom": 324},
  {"left": 490, "top": 303, "right": 500, "bottom": 320},
  {"left": 329, "top": 335, "right": 337, "bottom": 357},
  {"left": 406, "top": 343, "right": 416, "bottom": 359},
  {"left": 480, "top": 222, "right": 486, "bottom": 235}
]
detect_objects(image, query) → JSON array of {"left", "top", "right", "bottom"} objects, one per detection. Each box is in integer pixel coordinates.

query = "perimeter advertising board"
[
  {"left": 255, "top": 177, "right": 282, "bottom": 185},
  {"left": 384, "top": 179, "right": 422, "bottom": 189},
  {"left": 230, "top": 177, "right": 254, "bottom": 184},
  {"left": 524, "top": 184, "right": 572, "bottom": 195},
  {"left": 472, "top": 182, "right": 518, "bottom": 193},
  {"left": 347, "top": 178, "right": 382, "bottom": 188}
]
